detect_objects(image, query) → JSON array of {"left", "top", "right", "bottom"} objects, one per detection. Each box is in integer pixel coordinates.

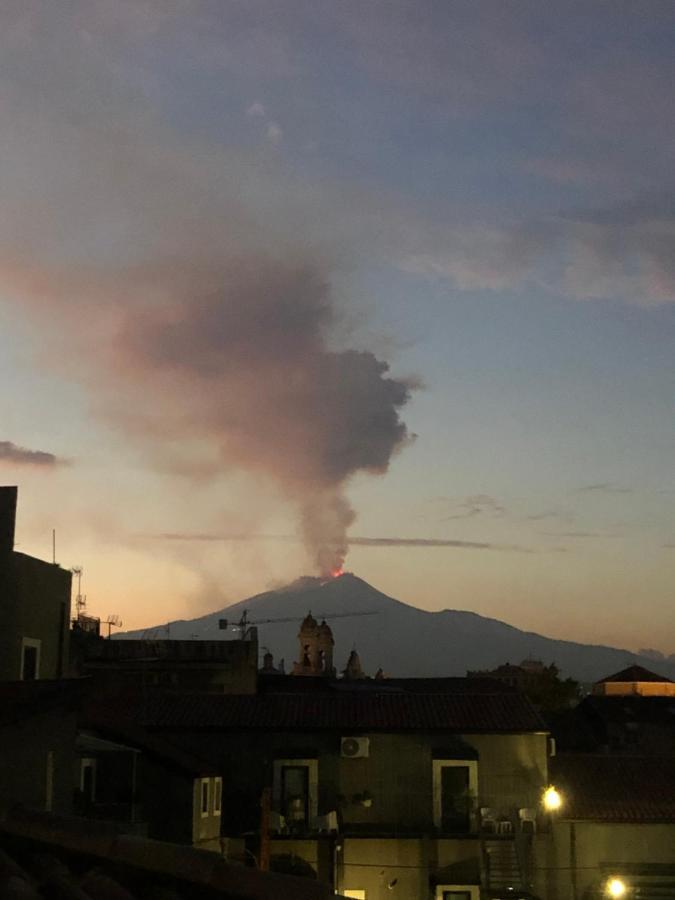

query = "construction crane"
[{"left": 219, "top": 608, "right": 379, "bottom": 640}]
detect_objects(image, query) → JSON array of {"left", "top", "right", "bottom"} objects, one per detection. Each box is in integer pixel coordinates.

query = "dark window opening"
[
  {"left": 441, "top": 766, "right": 471, "bottom": 832},
  {"left": 281, "top": 765, "right": 309, "bottom": 826},
  {"left": 22, "top": 645, "right": 38, "bottom": 680}
]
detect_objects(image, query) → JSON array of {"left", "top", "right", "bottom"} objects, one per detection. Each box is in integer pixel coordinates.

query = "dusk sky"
[{"left": 2, "top": 1, "right": 675, "bottom": 654}]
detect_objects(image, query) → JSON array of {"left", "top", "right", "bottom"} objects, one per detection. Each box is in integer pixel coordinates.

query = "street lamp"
[
  {"left": 606, "top": 878, "right": 627, "bottom": 898},
  {"left": 542, "top": 786, "right": 563, "bottom": 812}
]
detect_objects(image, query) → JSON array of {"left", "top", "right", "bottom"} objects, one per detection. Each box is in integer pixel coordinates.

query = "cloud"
[
  {"left": 146, "top": 532, "right": 531, "bottom": 552},
  {"left": 576, "top": 483, "right": 632, "bottom": 495},
  {"left": 405, "top": 193, "right": 675, "bottom": 306},
  {"left": 246, "top": 102, "right": 266, "bottom": 118},
  {"left": 539, "top": 530, "right": 619, "bottom": 539},
  {"left": 266, "top": 122, "right": 283, "bottom": 144},
  {"left": 435, "top": 494, "right": 506, "bottom": 521},
  {"left": 0, "top": 441, "right": 63, "bottom": 467}
]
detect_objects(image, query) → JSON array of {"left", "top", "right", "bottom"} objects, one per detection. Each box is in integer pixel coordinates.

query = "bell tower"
[{"left": 292, "top": 613, "right": 336, "bottom": 676}]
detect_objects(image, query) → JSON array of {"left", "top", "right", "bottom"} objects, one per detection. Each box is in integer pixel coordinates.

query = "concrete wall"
[
  {"left": 208, "top": 730, "right": 549, "bottom": 835},
  {"left": 0, "top": 552, "right": 71, "bottom": 681},
  {"left": 532, "top": 820, "right": 675, "bottom": 900},
  {"left": 0, "top": 706, "right": 77, "bottom": 814},
  {"left": 340, "top": 837, "right": 430, "bottom": 900},
  {"left": 594, "top": 682, "right": 675, "bottom": 697}
]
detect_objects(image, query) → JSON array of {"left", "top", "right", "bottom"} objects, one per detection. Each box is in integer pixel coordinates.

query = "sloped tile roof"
[
  {"left": 551, "top": 754, "right": 675, "bottom": 822},
  {"left": 596, "top": 665, "right": 674, "bottom": 684},
  {"left": 134, "top": 690, "right": 545, "bottom": 733}
]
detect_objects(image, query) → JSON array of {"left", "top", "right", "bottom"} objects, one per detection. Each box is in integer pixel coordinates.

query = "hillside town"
[{"left": 2, "top": 485, "right": 675, "bottom": 900}]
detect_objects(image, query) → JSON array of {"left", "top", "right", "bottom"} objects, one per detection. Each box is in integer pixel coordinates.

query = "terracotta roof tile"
[
  {"left": 551, "top": 754, "right": 675, "bottom": 822},
  {"left": 596, "top": 665, "right": 674, "bottom": 684},
  {"left": 133, "top": 690, "right": 545, "bottom": 733}
]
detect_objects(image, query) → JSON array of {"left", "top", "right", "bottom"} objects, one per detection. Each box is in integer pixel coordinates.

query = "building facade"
[{"left": 0, "top": 486, "right": 72, "bottom": 681}]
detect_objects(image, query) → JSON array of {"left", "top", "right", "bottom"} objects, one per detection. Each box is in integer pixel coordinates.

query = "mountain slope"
[{"left": 118, "top": 573, "right": 675, "bottom": 682}]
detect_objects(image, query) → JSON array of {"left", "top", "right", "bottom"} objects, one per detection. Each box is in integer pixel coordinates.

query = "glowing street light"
[
  {"left": 542, "top": 786, "right": 563, "bottom": 812},
  {"left": 606, "top": 878, "right": 627, "bottom": 898}
]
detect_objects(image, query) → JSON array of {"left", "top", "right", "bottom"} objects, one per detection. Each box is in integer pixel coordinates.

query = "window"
[
  {"left": 436, "top": 886, "right": 479, "bottom": 900},
  {"left": 200, "top": 778, "right": 210, "bottom": 817},
  {"left": 272, "top": 758, "right": 318, "bottom": 828},
  {"left": 21, "top": 638, "right": 41, "bottom": 680},
  {"left": 344, "top": 892, "right": 366, "bottom": 899},
  {"left": 432, "top": 759, "right": 478, "bottom": 832},
  {"left": 213, "top": 777, "right": 222, "bottom": 816},
  {"left": 80, "top": 758, "right": 97, "bottom": 806}
]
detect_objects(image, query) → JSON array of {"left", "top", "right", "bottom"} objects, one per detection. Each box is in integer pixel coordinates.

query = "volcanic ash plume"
[{"left": 113, "top": 260, "right": 415, "bottom": 575}]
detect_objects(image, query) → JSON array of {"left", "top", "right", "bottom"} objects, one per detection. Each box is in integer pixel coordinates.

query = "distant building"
[
  {"left": 75, "top": 635, "right": 259, "bottom": 694},
  {"left": 468, "top": 658, "right": 554, "bottom": 690},
  {"left": 292, "top": 614, "right": 336, "bottom": 677},
  {"left": 0, "top": 486, "right": 72, "bottom": 681},
  {"left": 592, "top": 663, "right": 675, "bottom": 697},
  {"left": 342, "top": 649, "right": 367, "bottom": 680}
]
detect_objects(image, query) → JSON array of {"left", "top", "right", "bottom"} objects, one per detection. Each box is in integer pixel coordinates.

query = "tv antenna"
[
  {"left": 219, "top": 608, "right": 379, "bottom": 640},
  {"left": 103, "top": 614, "right": 123, "bottom": 639},
  {"left": 70, "top": 566, "right": 86, "bottom": 617}
]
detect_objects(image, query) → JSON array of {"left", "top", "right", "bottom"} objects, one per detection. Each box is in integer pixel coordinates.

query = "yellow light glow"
[
  {"left": 542, "top": 786, "right": 562, "bottom": 811},
  {"left": 606, "top": 878, "right": 627, "bottom": 898}
]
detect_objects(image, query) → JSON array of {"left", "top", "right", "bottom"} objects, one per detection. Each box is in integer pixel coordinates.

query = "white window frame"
[
  {"left": 200, "top": 777, "right": 210, "bottom": 818},
  {"left": 432, "top": 759, "right": 478, "bottom": 829},
  {"left": 272, "top": 758, "right": 318, "bottom": 822},
  {"left": 213, "top": 776, "right": 222, "bottom": 816},
  {"left": 20, "top": 637, "right": 41, "bottom": 680},
  {"left": 435, "top": 885, "right": 480, "bottom": 900}
]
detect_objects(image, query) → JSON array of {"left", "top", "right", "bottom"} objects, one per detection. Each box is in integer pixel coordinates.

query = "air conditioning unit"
[{"left": 341, "top": 736, "right": 370, "bottom": 759}]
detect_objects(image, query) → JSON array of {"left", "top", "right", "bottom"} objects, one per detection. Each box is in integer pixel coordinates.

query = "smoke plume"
[
  {"left": 0, "top": 5, "right": 416, "bottom": 576},
  {"left": 111, "top": 260, "right": 414, "bottom": 574}
]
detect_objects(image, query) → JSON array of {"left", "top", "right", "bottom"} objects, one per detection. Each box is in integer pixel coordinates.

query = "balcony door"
[{"left": 441, "top": 765, "right": 471, "bottom": 832}]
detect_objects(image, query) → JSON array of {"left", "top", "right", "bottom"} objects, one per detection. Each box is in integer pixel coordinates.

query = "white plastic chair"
[
  {"left": 519, "top": 807, "right": 537, "bottom": 834},
  {"left": 480, "top": 807, "right": 498, "bottom": 832}
]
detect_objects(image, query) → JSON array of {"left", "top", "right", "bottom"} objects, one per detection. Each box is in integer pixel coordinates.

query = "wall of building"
[
  {"left": 339, "top": 838, "right": 429, "bottom": 900},
  {"left": 532, "top": 820, "right": 675, "bottom": 900},
  {"left": 595, "top": 682, "right": 675, "bottom": 697},
  {"left": 186, "top": 729, "right": 548, "bottom": 837},
  {"left": 80, "top": 638, "right": 258, "bottom": 694},
  {"left": 0, "top": 706, "right": 77, "bottom": 814},
  {"left": 0, "top": 553, "right": 71, "bottom": 681},
  {"left": 465, "top": 732, "right": 549, "bottom": 815}
]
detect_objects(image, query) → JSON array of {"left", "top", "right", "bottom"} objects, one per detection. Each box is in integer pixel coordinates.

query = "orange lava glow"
[{"left": 330, "top": 567, "right": 344, "bottom": 578}]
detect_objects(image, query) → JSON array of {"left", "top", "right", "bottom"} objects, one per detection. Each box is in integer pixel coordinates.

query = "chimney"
[{"left": 0, "top": 486, "right": 18, "bottom": 554}]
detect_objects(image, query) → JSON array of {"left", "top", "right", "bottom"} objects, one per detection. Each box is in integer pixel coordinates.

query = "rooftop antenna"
[
  {"left": 70, "top": 567, "right": 85, "bottom": 617},
  {"left": 52, "top": 529, "right": 56, "bottom": 565},
  {"left": 103, "top": 614, "right": 123, "bottom": 639}
]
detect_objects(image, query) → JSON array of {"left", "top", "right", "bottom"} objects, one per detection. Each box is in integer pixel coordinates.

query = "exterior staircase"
[{"left": 483, "top": 837, "right": 523, "bottom": 892}]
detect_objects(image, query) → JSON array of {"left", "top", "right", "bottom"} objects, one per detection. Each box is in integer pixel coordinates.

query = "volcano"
[{"left": 117, "top": 573, "right": 675, "bottom": 682}]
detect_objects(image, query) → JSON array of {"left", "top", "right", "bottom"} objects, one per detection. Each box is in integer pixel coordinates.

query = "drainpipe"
[{"left": 570, "top": 822, "right": 577, "bottom": 900}]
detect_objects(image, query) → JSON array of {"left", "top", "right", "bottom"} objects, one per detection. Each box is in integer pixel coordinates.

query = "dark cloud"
[
  {"left": 0, "top": 441, "right": 63, "bottom": 467},
  {"left": 576, "top": 483, "right": 632, "bottom": 495},
  {"left": 539, "top": 530, "right": 619, "bottom": 539},
  {"left": 147, "top": 532, "right": 531, "bottom": 552}
]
